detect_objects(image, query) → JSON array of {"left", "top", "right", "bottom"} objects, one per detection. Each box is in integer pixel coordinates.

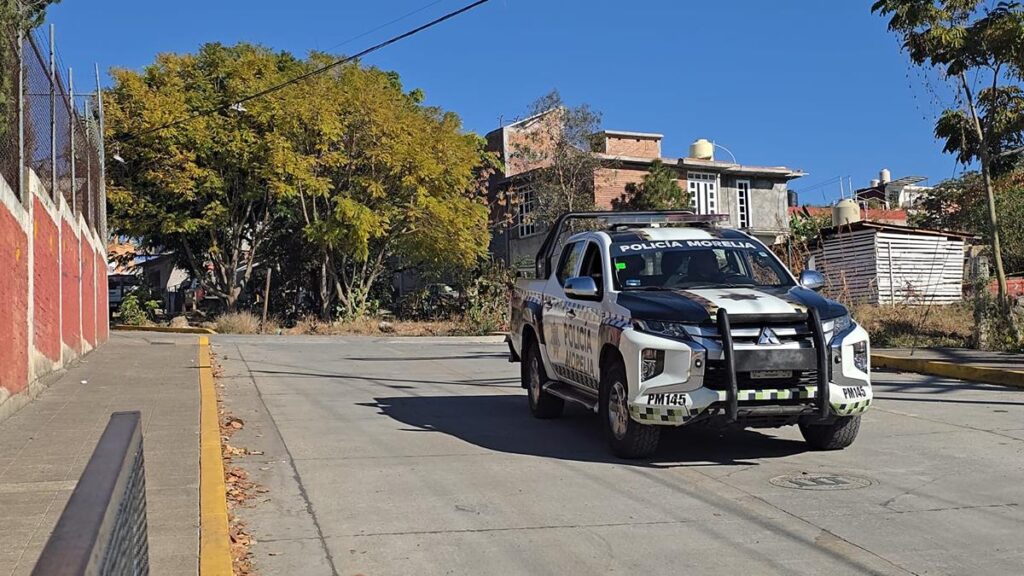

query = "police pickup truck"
[{"left": 508, "top": 211, "right": 871, "bottom": 458}]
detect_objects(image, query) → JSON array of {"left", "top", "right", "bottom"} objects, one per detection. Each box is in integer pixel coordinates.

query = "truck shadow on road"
[{"left": 364, "top": 394, "right": 808, "bottom": 467}]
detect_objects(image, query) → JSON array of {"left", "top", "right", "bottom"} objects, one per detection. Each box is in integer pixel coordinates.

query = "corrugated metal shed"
[{"left": 806, "top": 222, "right": 973, "bottom": 306}]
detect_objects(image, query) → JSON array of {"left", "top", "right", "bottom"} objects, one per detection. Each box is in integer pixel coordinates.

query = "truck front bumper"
[{"left": 620, "top": 317, "right": 872, "bottom": 426}]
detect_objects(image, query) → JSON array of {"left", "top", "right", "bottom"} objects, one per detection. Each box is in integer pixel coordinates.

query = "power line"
[
  {"left": 325, "top": 0, "right": 446, "bottom": 52},
  {"left": 129, "top": 0, "right": 490, "bottom": 141}
]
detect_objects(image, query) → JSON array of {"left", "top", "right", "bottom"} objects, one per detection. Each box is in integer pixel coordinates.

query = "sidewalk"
[
  {"left": 0, "top": 332, "right": 201, "bottom": 576},
  {"left": 874, "top": 347, "right": 1024, "bottom": 389}
]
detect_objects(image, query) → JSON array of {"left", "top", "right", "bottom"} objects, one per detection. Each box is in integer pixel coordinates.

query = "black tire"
[
  {"left": 600, "top": 359, "right": 660, "bottom": 458},
  {"left": 799, "top": 416, "right": 861, "bottom": 450},
  {"left": 522, "top": 340, "right": 564, "bottom": 419}
]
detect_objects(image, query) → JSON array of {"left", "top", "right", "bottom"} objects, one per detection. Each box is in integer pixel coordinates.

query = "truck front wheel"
[
  {"left": 523, "top": 341, "right": 564, "bottom": 419},
  {"left": 600, "top": 360, "right": 660, "bottom": 459},
  {"left": 799, "top": 415, "right": 861, "bottom": 450}
]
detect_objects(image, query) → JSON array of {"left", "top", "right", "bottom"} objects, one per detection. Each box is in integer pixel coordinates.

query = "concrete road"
[{"left": 216, "top": 335, "right": 1024, "bottom": 576}]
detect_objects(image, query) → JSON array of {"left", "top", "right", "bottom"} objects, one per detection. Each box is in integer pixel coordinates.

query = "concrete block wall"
[{"left": 0, "top": 169, "right": 109, "bottom": 422}]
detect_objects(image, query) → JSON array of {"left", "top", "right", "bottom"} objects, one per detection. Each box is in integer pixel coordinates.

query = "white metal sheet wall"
[
  {"left": 808, "top": 229, "right": 879, "bottom": 304},
  {"left": 807, "top": 229, "right": 965, "bottom": 306},
  {"left": 875, "top": 232, "right": 964, "bottom": 305}
]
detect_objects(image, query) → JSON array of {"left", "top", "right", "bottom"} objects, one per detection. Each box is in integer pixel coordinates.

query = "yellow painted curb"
[
  {"left": 198, "top": 336, "right": 233, "bottom": 575},
  {"left": 873, "top": 354, "right": 1024, "bottom": 390},
  {"left": 113, "top": 324, "right": 216, "bottom": 334}
]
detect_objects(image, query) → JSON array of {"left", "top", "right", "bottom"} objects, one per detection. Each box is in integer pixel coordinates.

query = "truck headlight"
[
  {"left": 825, "top": 314, "right": 852, "bottom": 334},
  {"left": 853, "top": 340, "right": 868, "bottom": 372},
  {"left": 641, "top": 349, "right": 665, "bottom": 381},
  {"left": 633, "top": 320, "right": 691, "bottom": 340}
]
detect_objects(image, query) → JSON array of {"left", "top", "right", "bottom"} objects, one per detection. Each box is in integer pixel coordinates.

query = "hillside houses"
[{"left": 485, "top": 109, "right": 805, "bottom": 272}]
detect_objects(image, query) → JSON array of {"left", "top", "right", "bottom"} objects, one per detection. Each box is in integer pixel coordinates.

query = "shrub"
[
  {"left": 215, "top": 311, "right": 261, "bottom": 334},
  {"left": 119, "top": 293, "right": 160, "bottom": 326},
  {"left": 461, "top": 262, "right": 515, "bottom": 335}
]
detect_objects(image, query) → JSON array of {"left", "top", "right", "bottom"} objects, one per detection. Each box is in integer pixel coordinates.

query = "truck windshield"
[{"left": 610, "top": 240, "right": 794, "bottom": 290}]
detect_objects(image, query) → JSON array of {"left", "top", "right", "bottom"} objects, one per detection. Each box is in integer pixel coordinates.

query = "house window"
[
  {"left": 517, "top": 189, "right": 538, "bottom": 238},
  {"left": 687, "top": 172, "right": 718, "bottom": 214},
  {"left": 736, "top": 179, "right": 751, "bottom": 228}
]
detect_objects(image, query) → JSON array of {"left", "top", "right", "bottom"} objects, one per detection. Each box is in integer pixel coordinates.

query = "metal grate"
[{"left": 32, "top": 411, "right": 150, "bottom": 576}]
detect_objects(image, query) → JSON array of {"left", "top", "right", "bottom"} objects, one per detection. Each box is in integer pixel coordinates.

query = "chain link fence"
[{"left": 1, "top": 24, "right": 105, "bottom": 239}]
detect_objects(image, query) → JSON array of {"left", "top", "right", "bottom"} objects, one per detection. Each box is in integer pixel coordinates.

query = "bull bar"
[{"left": 716, "top": 308, "right": 830, "bottom": 422}]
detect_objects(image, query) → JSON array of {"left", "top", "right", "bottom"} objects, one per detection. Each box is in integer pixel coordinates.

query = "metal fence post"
[
  {"left": 69, "top": 67, "right": 75, "bottom": 214},
  {"left": 49, "top": 24, "right": 56, "bottom": 201},
  {"left": 17, "top": 28, "right": 26, "bottom": 205},
  {"left": 95, "top": 63, "right": 106, "bottom": 241}
]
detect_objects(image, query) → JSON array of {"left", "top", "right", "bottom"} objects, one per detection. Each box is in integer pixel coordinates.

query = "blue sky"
[{"left": 45, "top": 0, "right": 960, "bottom": 204}]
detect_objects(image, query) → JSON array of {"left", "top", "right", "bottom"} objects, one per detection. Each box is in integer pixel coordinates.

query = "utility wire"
[
  {"left": 325, "top": 0, "right": 446, "bottom": 51},
  {"left": 129, "top": 0, "right": 490, "bottom": 141}
]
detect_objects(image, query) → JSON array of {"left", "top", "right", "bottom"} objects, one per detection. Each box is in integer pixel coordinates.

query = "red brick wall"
[
  {"left": 81, "top": 240, "right": 96, "bottom": 346},
  {"left": 603, "top": 136, "right": 661, "bottom": 158},
  {"left": 33, "top": 199, "right": 60, "bottom": 362},
  {"left": 594, "top": 166, "right": 648, "bottom": 209},
  {"left": 0, "top": 206, "right": 29, "bottom": 395},
  {"left": 61, "top": 220, "right": 81, "bottom": 353}
]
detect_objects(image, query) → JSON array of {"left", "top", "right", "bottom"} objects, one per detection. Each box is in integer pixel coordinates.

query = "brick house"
[{"left": 485, "top": 109, "right": 806, "bottom": 272}]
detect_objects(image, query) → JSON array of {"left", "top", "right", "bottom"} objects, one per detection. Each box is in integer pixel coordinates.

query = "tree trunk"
[
  {"left": 319, "top": 255, "right": 331, "bottom": 320},
  {"left": 959, "top": 73, "right": 1008, "bottom": 302}
]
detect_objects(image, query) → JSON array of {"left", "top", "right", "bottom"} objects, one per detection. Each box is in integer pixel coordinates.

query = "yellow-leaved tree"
[{"left": 106, "top": 44, "right": 492, "bottom": 317}]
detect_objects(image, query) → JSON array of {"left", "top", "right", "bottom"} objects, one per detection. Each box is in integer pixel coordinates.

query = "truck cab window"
[
  {"left": 556, "top": 241, "right": 585, "bottom": 286},
  {"left": 580, "top": 242, "right": 604, "bottom": 297}
]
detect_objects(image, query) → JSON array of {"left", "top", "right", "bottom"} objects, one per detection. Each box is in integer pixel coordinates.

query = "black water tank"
[{"left": 787, "top": 189, "right": 798, "bottom": 207}]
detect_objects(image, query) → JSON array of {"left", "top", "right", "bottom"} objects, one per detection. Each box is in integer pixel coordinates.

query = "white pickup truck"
[{"left": 508, "top": 211, "right": 872, "bottom": 458}]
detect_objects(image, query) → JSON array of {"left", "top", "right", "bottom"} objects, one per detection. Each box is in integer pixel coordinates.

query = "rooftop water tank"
[
  {"left": 832, "top": 198, "right": 861, "bottom": 226},
  {"left": 870, "top": 178, "right": 881, "bottom": 188},
  {"left": 689, "top": 139, "right": 714, "bottom": 160},
  {"left": 787, "top": 189, "right": 798, "bottom": 207},
  {"left": 880, "top": 168, "right": 891, "bottom": 184}
]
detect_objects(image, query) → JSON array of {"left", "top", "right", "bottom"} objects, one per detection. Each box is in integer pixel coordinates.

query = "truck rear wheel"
[
  {"left": 799, "top": 415, "right": 861, "bottom": 450},
  {"left": 523, "top": 341, "right": 564, "bottom": 419},
  {"left": 600, "top": 360, "right": 659, "bottom": 459}
]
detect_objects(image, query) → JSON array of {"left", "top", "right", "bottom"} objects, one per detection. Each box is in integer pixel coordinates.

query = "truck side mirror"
[
  {"left": 564, "top": 276, "right": 601, "bottom": 301},
  {"left": 799, "top": 270, "right": 825, "bottom": 292}
]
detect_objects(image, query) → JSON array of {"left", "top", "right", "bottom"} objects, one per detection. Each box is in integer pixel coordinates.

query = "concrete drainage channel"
[{"left": 770, "top": 472, "right": 875, "bottom": 491}]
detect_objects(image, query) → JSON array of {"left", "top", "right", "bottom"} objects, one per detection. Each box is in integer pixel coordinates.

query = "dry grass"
[
  {"left": 852, "top": 302, "right": 975, "bottom": 348},
  {"left": 281, "top": 315, "right": 494, "bottom": 337},
  {"left": 215, "top": 311, "right": 262, "bottom": 335}
]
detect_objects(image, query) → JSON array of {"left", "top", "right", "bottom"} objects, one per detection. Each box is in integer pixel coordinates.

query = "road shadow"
[{"left": 362, "top": 394, "right": 808, "bottom": 467}]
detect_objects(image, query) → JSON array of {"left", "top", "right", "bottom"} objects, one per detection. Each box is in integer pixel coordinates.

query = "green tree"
[
  {"left": 913, "top": 169, "right": 1024, "bottom": 274},
  {"left": 873, "top": 0, "right": 1024, "bottom": 300},
  {"left": 789, "top": 210, "right": 833, "bottom": 244},
  {"left": 0, "top": 0, "right": 58, "bottom": 30},
  {"left": 105, "top": 43, "right": 311, "bottom": 311},
  {"left": 107, "top": 44, "right": 491, "bottom": 318},
  {"left": 0, "top": 0, "right": 61, "bottom": 140},
  {"left": 509, "top": 90, "right": 602, "bottom": 226},
  {"left": 615, "top": 160, "right": 689, "bottom": 210},
  {"left": 268, "top": 55, "right": 490, "bottom": 319}
]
